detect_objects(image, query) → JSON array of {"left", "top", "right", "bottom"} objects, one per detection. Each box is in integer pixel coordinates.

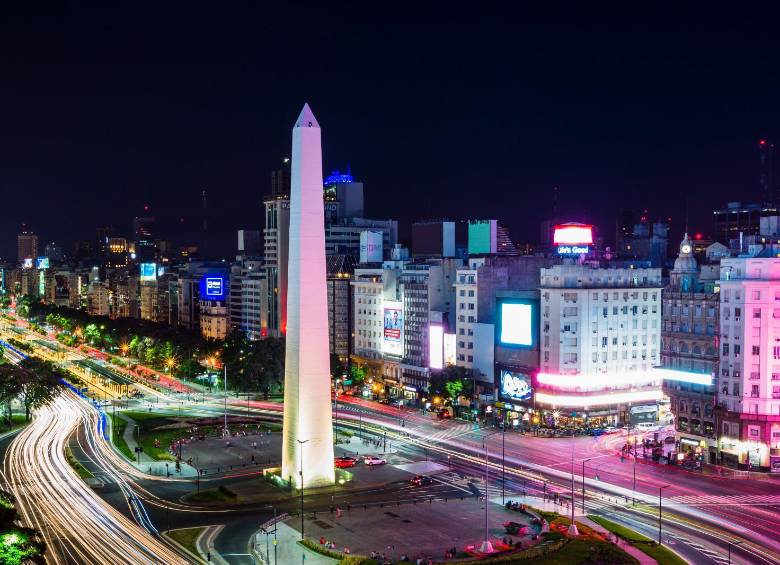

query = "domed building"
[{"left": 662, "top": 234, "right": 720, "bottom": 464}]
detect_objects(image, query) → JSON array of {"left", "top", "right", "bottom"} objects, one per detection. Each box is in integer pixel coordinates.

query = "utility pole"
[
  {"left": 658, "top": 484, "right": 670, "bottom": 545},
  {"left": 582, "top": 458, "right": 593, "bottom": 514},
  {"left": 568, "top": 428, "right": 578, "bottom": 535},
  {"left": 223, "top": 365, "right": 228, "bottom": 435}
]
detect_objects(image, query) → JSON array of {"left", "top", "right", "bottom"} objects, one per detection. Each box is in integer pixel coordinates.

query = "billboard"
[
  {"left": 199, "top": 272, "right": 227, "bottom": 301},
  {"left": 139, "top": 263, "right": 157, "bottom": 281},
  {"left": 36, "top": 257, "right": 50, "bottom": 270},
  {"left": 553, "top": 223, "right": 593, "bottom": 256},
  {"left": 23, "top": 258, "right": 33, "bottom": 269},
  {"left": 444, "top": 333, "right": 456, "bottom": 366},
  {"left": 499, "top": 370, "right": 532, "bottom": 403},
  {"left": 382, "top": 301, "right": 404, "bottom": 356},
  {"left": 499, "top": 302, "right": 534, "bottom": 347},
  {"left": 467, "top": 220, "right": 497, "bottom": 255},
  {"left": 429, "top": 325, "right": 444, "bottom": 370},
  {"left": 359, "top": 230, "right": 383, "bottom": 263}
]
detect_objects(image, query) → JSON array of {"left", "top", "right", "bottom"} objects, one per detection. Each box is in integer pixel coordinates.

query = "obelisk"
[{"left": 281, "top": 103, "right": 335, "bottom": 488}]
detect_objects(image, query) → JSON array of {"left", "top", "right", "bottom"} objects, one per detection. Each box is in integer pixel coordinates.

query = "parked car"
[
  {"left": 364, "top": 455, "right": 387, "bottom": 466},
  {"left": 335, "top": 456, "right": 358, "bottom": 468},
  {"left": 379, "top": 398, "right": 391, "bottom": 405},
  {"left": 603, "top": 426, "right": 620, "bottom": 434},
  {"left": 436, "top": 409, "right": 452, "bottom": 419},
  {"left": 590, "top": 428, "right": 606, "bottom": 437},
  {"left": 410, "top": 475, "right": 434, "bottom": 486}
]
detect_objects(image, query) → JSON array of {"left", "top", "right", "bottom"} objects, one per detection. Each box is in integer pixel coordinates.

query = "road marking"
[{"left": 669, "top": 494, "right": 780, "bottom": 505}]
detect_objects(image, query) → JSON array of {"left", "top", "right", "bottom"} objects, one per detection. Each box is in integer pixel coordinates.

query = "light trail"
[{"left": 2, "top": 391, "right": 188, "bottom": 564}]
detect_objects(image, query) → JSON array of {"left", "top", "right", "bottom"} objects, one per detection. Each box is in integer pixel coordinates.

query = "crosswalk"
[
  {"left": 668, "top": 493, "right": 780, "bottom": 506},
  {"left": 420, "top": 423, "right": 483, "bottom": 443}
]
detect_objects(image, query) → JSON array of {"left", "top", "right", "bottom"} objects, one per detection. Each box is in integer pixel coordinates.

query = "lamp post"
[
  {"left": 728, "top": 540, "right": 744, "bottom": 564},
  {"left": 481, "top": 430, "right": 501, "bottom": 554},
  {"left": 581, "top": 457, "right": 594, "bottom": 514},
  {"left": 632, "top": 426, "right": 638, "bottom": 505},
  {"left": 297, "top": 439, "right": 309, "bottom": 540},
  {"left": 658, "top": 484, "right": 671, "bottom": 545},
  {"left": 568, "top": 428, "right": 578, "bottom": 535},
  {"left": 223, "top": 365, "right": 228, "bottom": 436},
  {"left": 501, "top": 420, "right": 506, "bottom": 505}
]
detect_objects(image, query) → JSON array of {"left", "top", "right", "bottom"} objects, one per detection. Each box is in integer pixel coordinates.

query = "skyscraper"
[
  {"left": 281, "top": 104, "right": 335, "bottom": 488},
  {"left": 133, "top": 216, "right": 156, "bottom": 262},
  {"left": 17, "top": 230, "right": 38, "bottom": 263}
]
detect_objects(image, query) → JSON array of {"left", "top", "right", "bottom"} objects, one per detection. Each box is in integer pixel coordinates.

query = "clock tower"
[{"left": 671, "top": 233, "right": 698, "bottom": 292}]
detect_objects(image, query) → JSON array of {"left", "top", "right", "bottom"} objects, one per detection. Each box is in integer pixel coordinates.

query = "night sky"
[{"left": 2, "top": 6, "right": 779, "bottom": 260}]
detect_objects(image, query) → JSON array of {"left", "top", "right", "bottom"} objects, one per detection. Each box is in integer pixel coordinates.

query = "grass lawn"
[
  {"left": 165, "top": 526, "right": 205, "bottom": 555},
  {"left": 120, "top": 410, "right": 174, "bottom": 422},
  {"left": 107, "top": 413, "right": 134, "bottom": 461},
  {"left": 187, "top": 485, "right": 238, "bottom": 504},
  {"left": 136, "top": 427, "right": 178, "bottom": 461},
  {"left": 589, "top": 515, "right": 688, "bottom": 565},
  {"left": 0, "top": 414, "right": 30, "bottom": 434},
  {"left": 522, "top": 538, "right": 639, "bottom": 564},
  {"left": 65, "top": 445, "right": 93, "bottom": 479}
]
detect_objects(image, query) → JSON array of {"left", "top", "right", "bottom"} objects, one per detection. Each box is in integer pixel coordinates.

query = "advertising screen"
[
  {"left": 23, "top": 258, "right": 33, "bottom": 269},
  {"left": 467, "top": 220, "right": 497, "bottom": 255},
  {"left": 499, "top": 370, "right": 532, "bottom": 403},
  {"left": 444, "top": 333, "right": 456, "bottom": 366},
  {"left": 500, "top": 302, "right": 534, "bottom": 346},
  {"left": 201, "top": 276, "right": 226, "bottom": 300},
  {"left": 382, "top": 301, "right": 404, "bottom": 356},
  {"left": 429, "top": 325, "right": 444, "bottom": 370},
  {"left": 359, "top": 231, "right": 383, "bottom": 263},
  {"left": 139, "top": 263, "right": 157, "bottom": 281},
  {"left": 36, "top": 257, "right": 49, "bottom": 270}
]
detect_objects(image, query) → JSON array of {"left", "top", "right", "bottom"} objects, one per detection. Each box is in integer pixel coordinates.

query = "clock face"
[{"left": 681, "top": 244, "right": 692, "bottom": 254}]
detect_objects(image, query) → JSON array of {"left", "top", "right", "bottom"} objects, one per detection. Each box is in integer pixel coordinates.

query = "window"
[
  {"left": 774, "top": 346, "right": 780, "bottom": 360},
  {"left": 753, "top": 346, "right": 761, "bottom": 355},
  {"left": 722, "top": 343, "right": 730, "bottom": 356},
  {"left": 735, "top": 307, "right": 742, "bottom": 320},
  {"left": 754, "top": 309, "right": 762, "bottom": 319},
  {"left": 774, "top": 386, "right": 780, "bottom": 400},
  {"left": 753, "top": 290, "right": 761, "bottom": 300},
  {"left": 733, "top": 383, "right": 740, "bottom": 396},
  {"left": 734, "top": 344, "right": 741, "bottom": 356},
  {"left": 751, "top": 385, "right": 760, "bottom": 398}
]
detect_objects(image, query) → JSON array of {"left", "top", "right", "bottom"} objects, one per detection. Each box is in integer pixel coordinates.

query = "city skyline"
[{"left": 2, "top": 7, "right": 780, "bottom": 259}]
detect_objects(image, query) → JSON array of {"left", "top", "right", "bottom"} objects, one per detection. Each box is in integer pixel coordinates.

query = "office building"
[
  {"left": 537, "top": 264, "right": 663, "bottom": 424},
  {"left": 133, "top": 216, "right": 156, "bottom": 262},
  {"left": 327, "top": 254, "right": 357, "bottom": 363},
  {"left": 17, "top": 231, "right": 38, "bottom": 263},
  {"left": 713, "top": 202, "right": 778, "bottom": 246},
  {"left": 662, "top": 235, "right": 720, "bottom": 463},
  {"left": 229, "top": 258, "right": 267, "bottom": 340},
  {"left": 717, "top": 257, "right": 780, "bottom": 471}
]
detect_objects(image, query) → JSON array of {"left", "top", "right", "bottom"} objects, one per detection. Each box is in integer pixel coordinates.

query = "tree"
[
  {"left": 349, "top": 364, "right": 366, "bottom": 386},
  {"left": 17, "top": 358, "right": 69, "bottom": 421},
  {"left": 177, "top": 358, "right": 205, "bottom": 380},
  {"left": 444, "top": 379, "right": 463, "bottom": 402},
  {"left": 83, "top": 324, "right": 101, "bottom": 346},
  {"left": 330, "top": 353, "right": 344, "bottom": 378},
  {"left": 428, "top": 365, "right": 475, "bottom": 405}
]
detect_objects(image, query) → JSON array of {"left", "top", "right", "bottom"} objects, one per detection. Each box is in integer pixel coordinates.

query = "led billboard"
[
  {"left": 36, "top": 257, "right": 49, "bottom": 270},
  {"left": 553, "top": 223, "right": 593, "bottom": 256},
  {"left": 139, "top": 263, "right": 157, "bottom": 281},
  {"left": 467, "top": 220, "right": 497, "bottom": 255},
  {"left": 499, "top": 302, "right": 534, "bottom": 347},
  {"left": 429, "top": 325, "right": 444, "bottom": 370},
  {"left": 23, "top": 258, "right": 33, "bottom": 269},
  {"left": 359, "top": 231, "right": 383, "bottom": 263},
  {"left": 444, "top": 333, "right": 456, "bottom": 366},
  {"left": 200, "top": 273, "right": 227, "bottom": 301},
  {"left": 499, "top": 370, "right": 532, "bottom": 403},
  {"left": 382, "top": 301, "right": 403, "bottom": 356}
]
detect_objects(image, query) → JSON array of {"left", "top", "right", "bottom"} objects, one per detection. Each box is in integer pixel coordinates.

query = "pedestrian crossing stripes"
[
  {"left": 668, "top": 494, "right": 780, "bottom": 505},
  {"left": 417, "top": 423, "right": 482, "bottom": 443}
]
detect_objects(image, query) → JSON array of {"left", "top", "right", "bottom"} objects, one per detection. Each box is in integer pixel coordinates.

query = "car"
[
  {"left": 603, "top": 426, "right": 620, "bottom": 434},
  {"left": 364, "top": 455, "right": 387, "bottom": 466},
  {"left": 379, "top": 398, "right": 391, "bottom": 405},
  {"left": 334, "top": 456, "right": 358, "bottom": 468},
  {"left": 436, "top": 410, "right": 452, "bottom": 419},
  {"left": 589, "top": 428, "right": 606, "bottom": 437},
  {"left": 410, "top": 475, "right": 434, "bottom": 486}
]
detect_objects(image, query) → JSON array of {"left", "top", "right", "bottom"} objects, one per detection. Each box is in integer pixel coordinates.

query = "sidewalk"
[
  {"left": 251, "top": 522, "right": 337, "bottom": 565},
  {"left": 114, "top": 412, "right": 198, "bottom": 477},
  {"left": 196, "top": 525, "right": 230, "bottom": 565},
  {"left": 578, "top": 516, "right": 657, "bottom": 565}
]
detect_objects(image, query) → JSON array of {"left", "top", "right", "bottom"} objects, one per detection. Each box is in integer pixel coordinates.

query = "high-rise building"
[
  {"left": 713, "top": 202, "right": 778, "bottom": 246},
  {"left": 412, "top": 221, "right": 456, "bottom": 258},
  {"left": 662, "top": 235, "right": 720, "bottom": 464},
  {"left": 229, "top": 258, "right": 267, "bottom": 340},
  {"left": 133, "top": 216, "right": 156, "bottom": 262},
  {"left": 327, "top": 254, "right": 357, "bottom": 363},
  {"left": 263, "top": 192, "right": 291, "bottom": 336},
  {"left": 44, "top": 242, "right": 64, "bottom": 262},
  {"left": 536, "top": 264, "right": 663, "bottom": 424},
  {"left": 717, "top": 257, "right": 780, "bottom": 471},
  {"left": 17, "top": 231, "right": 38, "bottom": 263},
  {"left": 87, "top": 281, "right": 110, "bottom": 316},
  {"left": 325, "top": 218, "right": 398, "bottom": 257},
  {"left": 237, "top": 229, "right": 262, "bottom": 256},
  {"left": 106, "top": 238, "right": 129, "bottom": 269},
  {"left": 324, "top": 169, "right": 364, "bottom": 221}
]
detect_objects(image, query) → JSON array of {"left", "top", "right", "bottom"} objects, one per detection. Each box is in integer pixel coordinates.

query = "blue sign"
[
  {"left": 557, "top": 245, "right": 590, "bottom": 255},
  {"left": 139, "top": 263, "right": 157, "bottom": 281},
  {"left": 36, "top": 257, "right": 50, "bottom": 270},
  {"left": 199, "top": 272, "right": 227, "bottom": 301}
]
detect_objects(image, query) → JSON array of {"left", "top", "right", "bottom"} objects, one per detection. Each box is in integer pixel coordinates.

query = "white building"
[
  {"left": 718, "top": 257, "right": 780, "bottom": 471},
  {"left": 537, "top": 264, "right": 663, "bottom": 423}
]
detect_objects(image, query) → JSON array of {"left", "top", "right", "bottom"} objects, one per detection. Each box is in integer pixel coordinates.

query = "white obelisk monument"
[{"left": 281, "top": 103, "right": 335, "bottom": 488}]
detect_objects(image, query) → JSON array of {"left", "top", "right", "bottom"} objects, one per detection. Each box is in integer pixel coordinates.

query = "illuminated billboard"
[
  {"left": 429, "top": 325, "right": 444, "bottom": 370},
  {"left": 444, "top": 333, "right": 456, "bottom": 366},
  {"left": 139, "top": 263, "right": 157, "bottom": 281},
  {"left": 500, "top": 303, "right": 533, "bottom": 346},
  {"left": 36, "top": 257, "right": 49, "bottom": 270},
  {"left": 199, "top": 271, "right": 227, "bottom": 301},
  {"left": 553, "top": 223, "right": 593, "bottom": 256},
  {"left": 23, "top": 258, "right": 33, "bottom": 269},
  {"left": 499, "top": 370, "right": 532, "bottom": 403},
  {"left": 382, "top": 301, "right": 404, "bottom": 356},
  {"left": 359, "top": 231, "right": 383, "bottom": 263}
]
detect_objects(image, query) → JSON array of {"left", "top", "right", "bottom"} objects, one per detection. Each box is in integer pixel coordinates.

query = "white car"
[{"left": 363, "top": 455, "right": 387, "bottom": 466}]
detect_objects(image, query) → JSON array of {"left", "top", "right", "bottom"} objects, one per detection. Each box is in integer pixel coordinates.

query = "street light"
[
  {"left": 728, "top": 540, "right": 745, "bottom": 564},
  {"left": 581, "top": 457, "right": 594, "bottom": 514},
  {"left": 297, "top": 439, "right": 309, "bottom": 540},
  {"left": 481, "top": 430, "right": 501, "bottom": 554},
  {"left": 568, "top": 428, "right": 578, "bottom": 536},
  {"left": 658, "top": 484, "right": 671, "bottom": 545}
]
